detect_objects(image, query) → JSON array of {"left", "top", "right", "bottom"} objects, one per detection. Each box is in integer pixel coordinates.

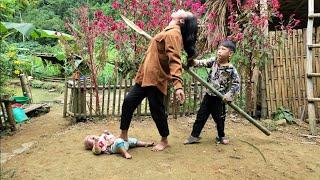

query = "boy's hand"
[
  {"left": 175, "top": 89, "right": 185, "bottom": 104},
  {"left": 187, "top": 59, "right": 195, "bottom": 67},
  {"left": 223, "top": 92, "right": 233, "bottom": 103}
]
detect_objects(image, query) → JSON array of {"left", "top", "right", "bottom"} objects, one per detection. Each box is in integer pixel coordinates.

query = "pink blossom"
[
  {"left": 94, "top": 10, "right": 104, "bottom": 19},
  {"left": 111, "top": 24, "right": 118, "bottom": 31},
  {"left": 208, "top": 24, "right": 216, "bottom": 31},
  {"left": 136, "top": 20, "right": 145, "bottom": 29},
  {"left": 235, "top": 33, "right": 244, "bottom": 41},
  {"left": 243, "top": 0, "right": 256, "bottom": 10},
  {"left": 271, "top": 0, "right": 280, "bottom": 11},
  {"left": 112, "top": 2, "right": 120, "bottom": 9},
  {"left": 209, "top": 12, "right": 217, "bottom": 19},
  {"left": 114, "top": 33, "right": 120, "bottom": 42}
]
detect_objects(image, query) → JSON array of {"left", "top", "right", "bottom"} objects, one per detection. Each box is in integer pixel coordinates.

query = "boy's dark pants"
[
  {"left": 191, "top": 94, "right": 226, "bottom": 138},
  {"left": 120, "top": 84, "right": 169, "bottom": 137}
]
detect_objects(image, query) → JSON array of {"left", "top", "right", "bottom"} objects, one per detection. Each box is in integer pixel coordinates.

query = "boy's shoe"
[
  {"left": 183, "top": 135, "right": 201, "bottom": 144},
  {"left": 215, "top": 136, "right": 229, "bottom": 145}
]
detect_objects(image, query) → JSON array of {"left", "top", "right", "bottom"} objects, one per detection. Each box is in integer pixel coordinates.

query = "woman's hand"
[{"left": 175, "top": 89, "right": 185, "bottom": 104}]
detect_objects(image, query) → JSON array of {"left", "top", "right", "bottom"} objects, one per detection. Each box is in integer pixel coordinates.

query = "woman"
[{"left": 119, "top": 9, "right": 198, "bottom": 151}]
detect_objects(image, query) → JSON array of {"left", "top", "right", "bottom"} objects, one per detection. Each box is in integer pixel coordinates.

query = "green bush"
[{"left": 272, "top": 107, "right": 294, "bottom": 124}]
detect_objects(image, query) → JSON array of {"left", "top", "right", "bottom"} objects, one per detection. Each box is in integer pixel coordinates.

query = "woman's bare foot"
[{"left": 151, "top": 139, "right": 168, "bottom": 152}]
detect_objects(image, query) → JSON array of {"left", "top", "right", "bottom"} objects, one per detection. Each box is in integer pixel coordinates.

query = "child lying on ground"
[{"left": 84, "top": 130, "right": 154, "bottom": 159}]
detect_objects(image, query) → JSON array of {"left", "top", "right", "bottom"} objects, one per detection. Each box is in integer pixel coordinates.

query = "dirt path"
[{"left": 1, "top": 105, "right": 320, "bottom": 180}]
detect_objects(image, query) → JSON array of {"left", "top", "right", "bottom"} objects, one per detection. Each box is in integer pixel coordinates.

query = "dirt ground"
[{"left": 1, "top": 100, "right": 320, "bottom": 179}]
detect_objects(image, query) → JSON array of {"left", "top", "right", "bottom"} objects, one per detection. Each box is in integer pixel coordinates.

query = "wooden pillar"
[
  {"left": 19, "top": 74, "right": 32, "bottom": 101},
  {"left": 63, "top": 80, "right": 68, "bottom": 118},
  {"left": 306, "top": 0, "right": 317, "bottom": 135},
  {"left": 2, "top": 95, "right": 16, "bottom": 131},
  {"left": 260, "top": 0, "right": 269, "bottom": 118}
]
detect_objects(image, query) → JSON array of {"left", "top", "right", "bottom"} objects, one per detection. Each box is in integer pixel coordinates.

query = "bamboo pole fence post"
[
  {"left": 107, "top": 80, "right": 111, "bottom": 116},
  {"left": 63, "top": 79, "right": 68, "bottom": 118},
  {"left": 112, "top": 73, "right": 117, "bottom": 117},
  {"left": 84, "top": 78, "right": 87, "bottom": 119},
  {"left": 118, "top": 76, "right": 122, "bottom": 116},
  {"left": 102, "top": 77, "right": 105, "bottom": 116}
]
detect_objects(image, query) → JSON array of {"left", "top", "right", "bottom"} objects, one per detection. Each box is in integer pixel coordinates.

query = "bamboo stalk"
[
  {"left": 288, "top": 30, "right": 297, "bottom": 115},
  {"left": 118, "top": 76, "right": 122, "bottom": 116},
  {"left": 270, "top": 31, "right": 277, "bottom": 115},
  {"left": 279, "top": 31, "right": 288, "bottom": 108},
  {"left": 285, "top": 31, "right": 294, "bottom": 112},
  {"left": 63, "top": 80, "right": 68, "bottom": 118},
  {"left": 112, "top": 73, "right": 117, "bottom": 117},
  {"left": 102, "top": 77, "right": 105, "bottom": 116},
  {"left": 83, "top": 78, "right": 87, "bottom": 118},
  {"left": 77, "top": 79, "right": 81, "bottom": 118},
  {"left": 301, "top": 29, "right": 307, "bottom": 109},
  {"left": 89, "top": 79, "right": 93, "bottom": 119},
  {"left": 293, "top": 30, "right": 302, "bottom": 115},
  {"left": 107, "top": 80, "right": 111, "bottom": 116}
]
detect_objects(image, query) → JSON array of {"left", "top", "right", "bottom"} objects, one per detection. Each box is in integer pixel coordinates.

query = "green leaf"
[
  {"left": 30, "top": 29, "right": 74, "bottom": 40},
  {"left": 1, "top": 22, "right": 35, "bottom": 36},
  {"left": 55, "top": 51, "right": 66, "bottom": 61}
]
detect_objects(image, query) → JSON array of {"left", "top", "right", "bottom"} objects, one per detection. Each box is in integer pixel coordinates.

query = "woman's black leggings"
[{"left": 120, "top": 84, "right": 169, "bottom": 137}]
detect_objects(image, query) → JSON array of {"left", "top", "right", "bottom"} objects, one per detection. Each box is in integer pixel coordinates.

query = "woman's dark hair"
[{"left": 180, "top": 15, "right": 198, "bottom": 59}]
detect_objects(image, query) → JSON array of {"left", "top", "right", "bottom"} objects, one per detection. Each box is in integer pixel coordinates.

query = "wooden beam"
[
  {"left": 307, "top": 44, "right": 320, "bottom": 48},
  {"left": 308, "top": 13, "right": 320, "bottom": 18},
  {"left": 307, "top": 73, "right": 320, "bottom": 77},
  {"left": 306, "top": 0, "right": 317, "bottom": 135}
]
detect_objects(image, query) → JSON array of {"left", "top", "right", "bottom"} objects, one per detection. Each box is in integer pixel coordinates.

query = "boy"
[
  {"left": 184, "top": 40, "right": 240, "bottom": 145},
  {"left": 84, "top": 130, "right": 154, "bottom": 159}
]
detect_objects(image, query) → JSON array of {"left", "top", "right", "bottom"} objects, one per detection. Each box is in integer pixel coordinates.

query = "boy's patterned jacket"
[{"left": 194, "top": 57, "right": 240, "bottom": 98}]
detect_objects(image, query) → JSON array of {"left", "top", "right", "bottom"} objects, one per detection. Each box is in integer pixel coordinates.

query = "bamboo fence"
[
  {"left": 65, "top": 76, "right": 206, "bottom": 119},
  {"left": 264, "top": 27, "right": 320, "bottom": 119}
]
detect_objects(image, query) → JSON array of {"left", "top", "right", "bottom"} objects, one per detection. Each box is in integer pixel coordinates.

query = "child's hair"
[
  {"left": 220, "top": 40, "right": 236, "bottom": 53},
  {"left": 84, "top": 135, "right": 94, "bottom": 150}
]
